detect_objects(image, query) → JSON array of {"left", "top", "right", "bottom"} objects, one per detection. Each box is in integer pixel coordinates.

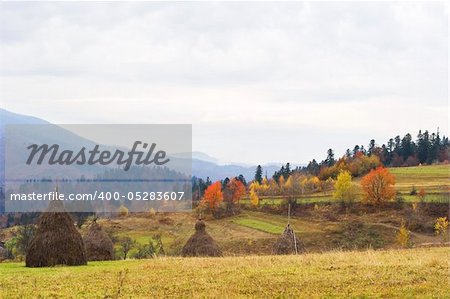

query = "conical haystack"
[
  {"left": 83, "top": 219, "right": 114, "bottom": 261},
  {"left": 26, "top": 196, "right": 87, "bottom": 267},
  {"left": 273, "top": 224, "right": 306, "bottom": 255},
  {"left": 181, "top": 219, "right": 222, "bottom": 257}
]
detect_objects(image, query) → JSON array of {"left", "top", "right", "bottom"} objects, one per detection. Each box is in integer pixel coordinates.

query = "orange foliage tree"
[
  {"left": 360, "top": 167, "right": 396, "bottom": 205},
  {"left": 227, "top": 178, "right": 246, "bottom": 203},
  {"left": 223, "top": 178, "right": 246, "bottom": 215},
  {"left": 202, "top": 181, "right": 223, "bottom": 216}
]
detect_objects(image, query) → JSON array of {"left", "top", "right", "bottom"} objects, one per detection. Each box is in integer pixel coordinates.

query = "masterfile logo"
[
  {"left": 26, "top": 141, "right": 170, "bottom": 171},
  {"left": 4, "top": 124, "right": 192, "bottom": 213}
]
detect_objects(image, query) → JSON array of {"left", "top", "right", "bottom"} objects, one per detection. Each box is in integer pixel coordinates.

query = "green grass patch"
[{"left": 232, "top": 218, "right": 284, "bottom": 234}]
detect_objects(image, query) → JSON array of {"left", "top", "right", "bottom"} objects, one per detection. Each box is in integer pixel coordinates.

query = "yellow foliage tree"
[
  {"left": 268, "top": 179, "right": 279, "bottom": 196},
  {"left": 260, "top": 177, "right": 269, "bottom": 195},
  {"left": 249, "top": 182, "right": 260, "bottom": 206},
  {"left": 396, "top": 219, "right": 411, "bottom": 248},
  {"left": 333, "top": 171, "right": 358, "bottom": 203},
  {"left": 434, "top": 217, "right": 449, "bottom": 244},
  {"left": 250, "top": 189, "right": 259, "bottom": 206}
]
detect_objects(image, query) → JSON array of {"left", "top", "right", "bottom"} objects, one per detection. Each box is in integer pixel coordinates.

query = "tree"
[
  {"left": 360, "top": 167, "right": 396, "bottom": 205},
  {"left": 401, "top": 133, "right": 414, "bottom": 161},
  {"left": 368, "top": 139, "right": 376, "bottom": 156},
  {"left": 223, "top": 178, "right": 246, "bottom": 215},
  {"left": 14, "top": 225, "right": 36, "bottom": 256},
  {"left": 333, "top": 171, "right": 358, "bottom": 205},
  {"left": 396, "top": 219, "right": 411, "bottom": 248},
  {"left": 202, "top": 181, "right": 224, "bottom": 217},
  {"left": 119, "top": 236, "right": 135, "bottom": 260},
  {"left": 254, "top": 165, "right": 263, "bottom": 184},
  {"left": 227, "top": 178, "right": 246, "bottom": 203},
  {"left": 434, "top": 217, "right": 449, "bottom": 244},
  {"left": 417, "top": 130, "right": 430, "bottom": 164},
  {"left": 325, "top": 148, "right": 335, "bottom": 167},
  {"left": 249, "top": 182, "right": 260, "bottom": 206}
]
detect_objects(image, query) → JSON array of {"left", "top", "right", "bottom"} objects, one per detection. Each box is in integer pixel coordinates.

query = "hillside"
[{"left": 0, "top": 248, "right": 448, "bottom": 298}]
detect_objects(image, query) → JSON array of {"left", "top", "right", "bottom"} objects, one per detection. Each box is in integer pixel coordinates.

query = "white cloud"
[{"left": 0, "top": 2, "right": 447, "bottom": 164}]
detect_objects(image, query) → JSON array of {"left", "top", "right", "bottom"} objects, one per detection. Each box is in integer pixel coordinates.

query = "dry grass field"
[{"left": 0, "top": 247, "right": 449, "bottom": 298}]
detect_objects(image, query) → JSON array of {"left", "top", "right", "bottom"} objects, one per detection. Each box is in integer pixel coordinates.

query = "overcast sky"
[{"left": 0, "top": 2, "right": 448, "bottom": 165}]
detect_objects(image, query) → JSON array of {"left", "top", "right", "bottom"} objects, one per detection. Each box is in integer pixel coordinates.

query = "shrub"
[
  {"left": 395, "top": 192, "right": 405, "bottom": 209},
  {"left": 396, "top": 219, "right": 411, "bottom": 248},
  {"left": 119, "top": 236, "right": 135, "bottom": 260},
  {"left": 417, "top": 188, "right": 426, "bottom": 203},
  {"left": 434, "top": 217, "right": 449, "bottom": 244},
  {"left": 132, "top": 235, "right": 165, "bottom": 259}
]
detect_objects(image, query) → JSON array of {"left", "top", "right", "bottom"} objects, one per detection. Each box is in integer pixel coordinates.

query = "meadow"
[
  {"left": 0, "top": 248, "right": 448, "bottom": 298},
  {"left": 0, "top": 164, "right": 448, "bottom": 298}
]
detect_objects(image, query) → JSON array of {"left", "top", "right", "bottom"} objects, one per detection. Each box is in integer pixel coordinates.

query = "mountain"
[
  {"left": 0, "top": 109, "right": 286, "bottom": 182},
  {"left": 191, "top": 158, "right": 282, "bottom": 182}
]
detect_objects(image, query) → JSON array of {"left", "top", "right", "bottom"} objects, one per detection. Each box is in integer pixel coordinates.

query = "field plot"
[{"left": 390, "top": 165, "right": 449, "bottom": 193}]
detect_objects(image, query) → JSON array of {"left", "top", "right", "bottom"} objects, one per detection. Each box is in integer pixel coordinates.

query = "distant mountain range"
[{"left": 0, "top": 109, "right": 291, "bottom": 182}]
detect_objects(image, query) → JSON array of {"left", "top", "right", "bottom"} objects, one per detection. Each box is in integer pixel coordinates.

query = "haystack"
[
  {"left": 25, "top": 195, "right": 87, "bottom": 267},
  {"left": 83, "top": 219, "right": 114, "bottom": 261},
  {"left": 181, "top": 219, "right": 222, "bottom": 257},
  {"left": 273, "top": 224, "right": 306, "bottom": 254}
]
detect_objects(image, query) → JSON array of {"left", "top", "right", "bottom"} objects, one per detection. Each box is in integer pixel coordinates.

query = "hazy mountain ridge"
[{"left": 0, "top": 109, "right": 286, "bottom": 182}]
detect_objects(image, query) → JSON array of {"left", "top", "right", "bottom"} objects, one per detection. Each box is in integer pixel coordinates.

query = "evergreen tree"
[
  {"left": 417, "top": 130, "right": 430, "bottom": 164},
  {"left": 401, "top": 133, "right": 414, "bottom": 160},
  {"left": 345, "top": 149, "right": 352, "bottom": 158},
  {"left": 254, "top": 165, "right": 263, "bottom": 184},
  {"left": 325, "top": 149, "right": 335, "bottom": 167},
  {"left": 368, "top": 139, "right": 376, "bottom": 156}
]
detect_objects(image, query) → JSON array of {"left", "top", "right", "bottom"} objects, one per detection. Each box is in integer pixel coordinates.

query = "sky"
[{"left": 0, "top": 2, "right": 448, "bottom": 165}]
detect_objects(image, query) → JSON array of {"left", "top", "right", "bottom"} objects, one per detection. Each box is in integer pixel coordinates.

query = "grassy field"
[
  {"left": 389, "top": 164, "right": 449, "bottom": 194},
  {"left": 0, "top": 164, "right": 448, "bottom": 298},
  {"left": 77, "top": 206, "right": 443, "bottom": 257},
  {"left": 0, "top": 247, "right": 448, "bottom": 298},
  {"left": 238, "top": 164, "right": 449, "bottom": 205},
  {"left": 231, "top": 218, "right": 284, "bottom": 234}
]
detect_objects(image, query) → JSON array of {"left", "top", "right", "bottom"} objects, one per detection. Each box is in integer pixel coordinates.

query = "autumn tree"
[
  {"left": 202, "top": 181, "right": 224, "bottom": 218},
  {"left": 434, "top": 217, "right": 449, "bottom": 244},
  {"left": 249, "top": 182, "right": 260, "bottom": 206},
  {"left": 227, "top": 178, "right": 246, "bottom": 203},
  {"left": 223, "top": 178, "right": 246, "bottom": 215},
  {"left": 360, "top": 167, "right": 396, "bottom": 205},
  {"left": 396, "top": 219, "right": 411, "bottom": 248},
  {"left": 333, "top": 170, "right": 359, "bottom": 206}
]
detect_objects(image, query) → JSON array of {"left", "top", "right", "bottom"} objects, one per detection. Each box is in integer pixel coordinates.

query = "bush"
[
  {"left": 434, "top": 217, "right": 449, "bottom": 244},
  {"left": 395, "top": 192, "right": 404, "bottom": 209},
  {"left": 132, "top": 235, "right": 165, "bottom": 259},
  {"left": 119, "top": 236, "right": 135, "bottom": 260},
  {"left": 396, "top": 219, "right": 411, "bottom": 248}
]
